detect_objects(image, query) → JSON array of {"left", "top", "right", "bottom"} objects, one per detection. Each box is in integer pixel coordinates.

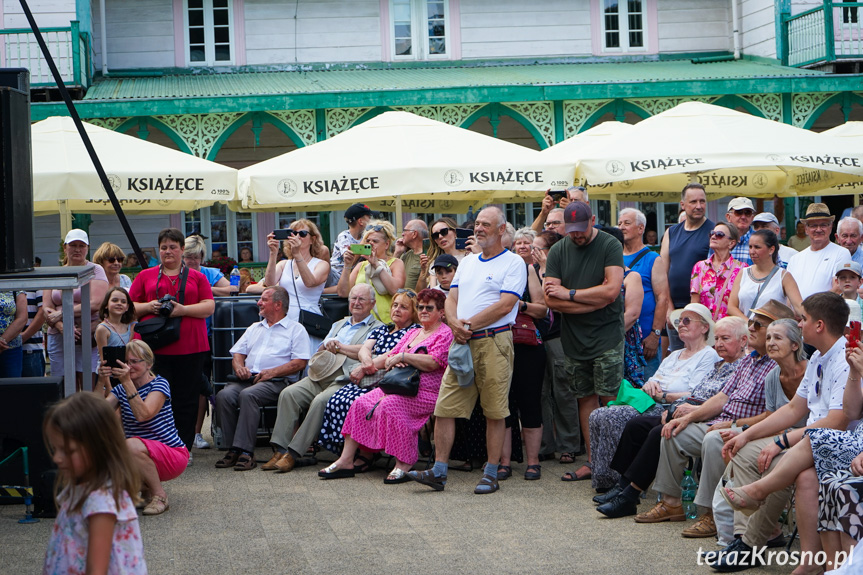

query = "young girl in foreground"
[
  {"left": 94, "top": 288, "right": 137, "bottom": 397},
  {"left": 42, "top": 392, "right": 147, "bottom": 575}
]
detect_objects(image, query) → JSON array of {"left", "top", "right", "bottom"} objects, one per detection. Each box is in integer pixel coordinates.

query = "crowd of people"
[{"left": 12, "top": 188, "right": 863, "bottom": 573}]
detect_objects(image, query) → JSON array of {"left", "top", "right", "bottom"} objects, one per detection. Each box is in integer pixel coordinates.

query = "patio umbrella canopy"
[
  {"left": 238, "top": 111, "right": 575, "bottom": 212},
  {"left": 574, "top": 102, "right": 863, "bottom": 198},
  {"left": 32, "top": 116, "right": 237, "bottom": 216},
  {"left": 817, "top": 122, "right": 863, "bottom": 196}
]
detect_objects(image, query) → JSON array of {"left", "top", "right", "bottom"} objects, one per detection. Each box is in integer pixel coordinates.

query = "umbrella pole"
[
  {"left": 59, "top": 201, "right": 72, "bottom": 237},
  {"left": 395, "top": 195, "right": 403, "bottom": 234},
  {"left": 610, "top": 193, "right": 618, "bottom": 227}
]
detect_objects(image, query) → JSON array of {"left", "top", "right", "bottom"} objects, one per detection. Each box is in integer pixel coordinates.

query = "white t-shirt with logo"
[
  {"left": 451, "top": 250, "right": 526, "bottom": 329},
  {"left": 796, "top": 336, "right": 849, "bottom": 424},
  {"left": 787, "top": 242, "right": 851, "bottom": 299}
]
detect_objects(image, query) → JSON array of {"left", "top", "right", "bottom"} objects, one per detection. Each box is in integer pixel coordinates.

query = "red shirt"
[{"left": 129, "top": 266, "right": 213, "bottom": 355}]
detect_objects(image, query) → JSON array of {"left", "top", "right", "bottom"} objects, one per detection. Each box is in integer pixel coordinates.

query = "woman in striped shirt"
[{"left": 100, "top": 339, "right": 188, "bottom": 516}]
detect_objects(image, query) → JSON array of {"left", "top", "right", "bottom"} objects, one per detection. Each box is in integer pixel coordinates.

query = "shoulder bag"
[
  {"left": 512, "top": 265, "right": 541, "bottom": 346},
  {"left": 290, "top": 259, "right": 334, "bottom": 339},
  {"left": 378, "top": 344, "right": 427, "bottom": 396},
  {"left": 135, "top": 266, "right": 188, "bottom": 350}
]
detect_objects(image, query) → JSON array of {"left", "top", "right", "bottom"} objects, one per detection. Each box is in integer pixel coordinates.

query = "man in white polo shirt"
[
  {"left": 408, "top": 206, "right": 526, "bottom": 495},
  {"left": 786, "top": 203, "right": 851, "bottom": 300}
]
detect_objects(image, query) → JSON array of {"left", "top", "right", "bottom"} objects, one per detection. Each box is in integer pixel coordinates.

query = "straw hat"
[
  {"left": 800, "top": 203, "right": 834, "bottom": 222},
  {"left": 307, "top": 349, "right": 347, "bottom": 382},
  {"left": 669, "top": 303, "right": 715, "bottom": 346}
]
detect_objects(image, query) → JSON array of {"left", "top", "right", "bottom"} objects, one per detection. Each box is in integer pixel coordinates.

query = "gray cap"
[
  {"left": 447, "top": 342, "right": 474, "bottom": 388},
  {"left": 753, "top": 212, "right": 779, "bottom": 226}
]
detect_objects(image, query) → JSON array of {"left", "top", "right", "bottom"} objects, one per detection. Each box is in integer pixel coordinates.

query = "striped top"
[
  {"left": 110, "top": 376, "right": 185, "bottom": 449},
  {"left": 23, "top": 291, "right": 43, "bottom": 351}
]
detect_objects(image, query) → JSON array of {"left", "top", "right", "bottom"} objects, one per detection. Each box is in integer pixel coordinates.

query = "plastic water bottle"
[
  {"left": 681, "top": 468, "right": 698, "bottom": 519},
  {"left": 230, "top": 265, "right": 240, "bottom": 292}
]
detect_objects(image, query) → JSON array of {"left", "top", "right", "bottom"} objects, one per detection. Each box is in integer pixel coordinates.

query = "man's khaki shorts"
[
  {"left": 564, "top": 339, "right": 624, "bottom": 399},
  {"left": 434, "top": 331, "right": 514, "bottom": 420}
]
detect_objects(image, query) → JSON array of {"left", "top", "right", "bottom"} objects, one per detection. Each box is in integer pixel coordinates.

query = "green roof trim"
[{"left": 30, "top": 58, "right": 858, "bottom": 120}]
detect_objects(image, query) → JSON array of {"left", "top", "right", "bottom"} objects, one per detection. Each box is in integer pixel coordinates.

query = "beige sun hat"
[
  {"left": 669, "top": 303, "right": 715, "bottom": 346},
  {"left": 307, "top": 349, "right": 347, "bottom": 382}
]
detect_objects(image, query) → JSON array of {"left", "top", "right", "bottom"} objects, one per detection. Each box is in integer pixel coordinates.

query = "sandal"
[
  {"left": 318, "top": 463, "right": 355, "bottom": 480},
  {"left": 721, "top": 486, "right": 764, "bottom": 516},
  {"left": 524, "top": 464, "right": 541, "bottom": 480},
  {"left": 450, "top": 460, "right": 473, "bottom": 472},
  {"left": 497, "top": 465, "right": 512, "bottom": 481},
  {"left": 474, "top": 473, "right": 500, "bottom": 494},
  {"left": 142, "top": 495, "right": 169, "bottom": 516},
  {"left": 233, "top": 453, "right": 257, "bottom": 471},
  {"left": 353, "top": 454, "right": 375, "bottom": 474},
  {"left": 384, "top": 468, "right": 411, "bottom": 484},
  {"left": 559, "top": 452, "right": 576, "bottom": 465},
  {"left": 561, "top": 463, "right": 592, "bottom": 482}
]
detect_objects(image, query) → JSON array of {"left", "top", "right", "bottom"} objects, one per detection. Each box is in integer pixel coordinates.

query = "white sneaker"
[
  {"left": 187, "top": 452, "right": 194, "bottom": 467},
  {"left": 193, "top": 433, "right": 211, "bottom": 449}
]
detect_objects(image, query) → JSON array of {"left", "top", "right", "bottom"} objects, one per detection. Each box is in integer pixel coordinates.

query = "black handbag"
[
  {"left": 136, "top": 267, "right": 188, "bottom": 350},
  {"left": 290, "top": 261, "right": 334, "bottom": 339},
  {"left": 378, "top": 366, "right": 420, "bottom": 397}
]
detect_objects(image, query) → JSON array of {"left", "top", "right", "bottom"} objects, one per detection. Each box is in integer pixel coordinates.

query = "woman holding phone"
[
  {"left": 416, "top": 217, "right": 467, "bottom": 290},
  {"left": 264, "top": 219, "right": 330, "bottom": 347}
]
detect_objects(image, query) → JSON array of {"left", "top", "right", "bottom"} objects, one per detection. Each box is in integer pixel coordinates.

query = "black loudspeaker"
[
  {"left": 0, "top": 377, "right": 64, "bottom": 517},
  {"left": 0, "top": 68, "right": 29, "bottom": 92},
  {"left": 212, "top": 297, "right": 262, "bottom": 382},
  {"left": 0, "top": 73, "right": 34, "bottom": 274}
]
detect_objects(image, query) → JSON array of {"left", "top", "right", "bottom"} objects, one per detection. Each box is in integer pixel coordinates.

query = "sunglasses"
[
  {"left": 673, "top": 316, "right": 696, "bottom": 328},
  {"left": 748, "top": 318, "right": 767, "bottom": 331},
  {"left": 396, "top": 288, "right": 416, "bottom": 298},
  {"left": 105, "top": 257, "right": 123, "bottom": 263},
  {"left": 709, "top": 231, "right": 727, "bottom": 239},
  {"left": 815, "top": 364, "right": 823, "bottom": 396},
  {"left": 417, "top": 304, "right": 437, "bottom": 312},
  {"left": 733, "top": 210, "right": 755, "bottom": 217},
  {"left": 366, "top": 225, "right": 386, "bottom": 233},
  {"left": 431, "top": 228, "right": 454, "bottom": 241},
  {"left": 285, "top": 229, "right": 310, "bottom": 238}
]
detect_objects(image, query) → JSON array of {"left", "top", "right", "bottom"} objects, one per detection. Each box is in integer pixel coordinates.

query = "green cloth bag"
[{"left": 607, "top": 379, "right": 656, "bottom": 414}]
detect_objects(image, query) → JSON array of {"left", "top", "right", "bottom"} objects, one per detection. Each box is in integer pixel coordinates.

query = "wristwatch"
[
  {"left": 569, "top": 289, "right": 576, "bottom": 301},
  {"left": 653, "top": 329, "right": 662, "bottom": 337}
]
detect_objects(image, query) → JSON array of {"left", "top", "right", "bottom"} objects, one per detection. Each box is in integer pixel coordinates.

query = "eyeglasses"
[
  {"left": 105, "top": 257, "right": 123, "bottom": 263},
  {"left": 284, "top": 229, "right": 310, "bottom": 238},
  {"left": 545, "top": 221, "right": 563, "bottom": 227},
  {"left": 396, "top": 288, "right": 416, "bottom": 298},
  {"left": 127, "top": 358, "right": 146, "bottom": 365},
  {"left": 673, "top": 316, "right": 695, "bottom": 328},
  {"left": 348, "top": 297, "right": 371, "bottom": 303},
  {"left": 417, "top": 304, "right": 437, "bottom": 312},
  {"left": 748, "top": 318, "right": 767, "bottom": 331},
  {"left": 805, "top": 222, "right": 831, "bottom": 230},
  {"left": 710, "top": 231, "right": 727, "bottom": 239},
  {"left": 815, "top": 363, "right": 823, "bottom": 396},
  {"left": 733, "top": 210, "right": 755, "bottom": 217},
  {"left": 431, "top": 228, "right": 453, "bottom": 241}
]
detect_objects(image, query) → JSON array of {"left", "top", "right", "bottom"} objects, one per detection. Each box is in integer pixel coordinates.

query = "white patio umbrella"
[
  {"left": 237, "top": 111, "right": 575, "bottom": 221},
  {"left": 817, "top": 122, "right": 863, "bottom": 197},
  {"left": 32, "top": 117, "right": 237, "bottom": 229},
  {"left": 574, "top": 102, "right": 863, "bottom": 199}
]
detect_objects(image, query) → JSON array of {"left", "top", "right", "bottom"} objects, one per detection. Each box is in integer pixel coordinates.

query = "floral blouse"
[
  {"left": 0, "top": 291, "right": 22, "bottom": 348},
  {"left": 690, "top": 255, "right": 747, "bottom": 320}
]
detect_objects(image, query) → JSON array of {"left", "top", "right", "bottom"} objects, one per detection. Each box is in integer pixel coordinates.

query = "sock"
[
  {"left": 287, "top": 448, "right": 302, "bottom": 460},
  {"left": 484, "top": 462, "right": 498, "bottom": 479},
  {"left": 432, "top": 461, "right": 448, "bottom": 478},
  {"left": 620, "top": 485, "right": 641, "bottom": 503},
  {"left": 617, "top": 475, "right": 629, "bottom": 489},
  {"left": 241, "top": 449, "right": 254, "bottom": 456}
]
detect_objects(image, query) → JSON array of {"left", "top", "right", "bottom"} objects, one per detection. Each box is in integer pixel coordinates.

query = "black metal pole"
[{"left": 18, "top": 0, "right": 149, "bottom": 268}]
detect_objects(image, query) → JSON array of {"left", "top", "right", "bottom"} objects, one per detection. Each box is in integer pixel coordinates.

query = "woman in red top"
[{"left": 129, "top": 228, "right": 214, "bottom": 450}]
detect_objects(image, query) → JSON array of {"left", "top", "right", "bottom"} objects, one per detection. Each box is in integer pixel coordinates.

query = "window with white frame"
[
  {"left": 602, "top": 0, "right": 645, "bottom": 52},
  {"left": 391, "top": 0, "right": 449, "bottom": 60},
  {"left": 184, "top": 206, "right": 255, "bottom": 261},
  {"left": 185, "top": 0, "right": 233, "bottom": 65}
]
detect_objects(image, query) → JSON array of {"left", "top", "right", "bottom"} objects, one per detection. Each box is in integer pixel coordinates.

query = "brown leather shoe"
[
  {"left": 634, "top": 500, "right": 685, "bottom": 523},
  {"left": 215, "top": 450, "right": 240, "bottom": 469},
  {"left": 274, "top": 452, "right": 296, "bottom": 473},
  {"left": 682, "top": 511, "right": 716, "bottom": 538},
  {"left": 261, "top": 452, "right": 285, "bottom": 471}
]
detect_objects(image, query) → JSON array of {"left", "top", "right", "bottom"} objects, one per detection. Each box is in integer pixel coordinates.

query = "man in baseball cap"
[
  {"left": 725, "top": 197, "right": 755, "bottom": 265},
  {"left": 752, "top": 212, "right": 797, "bottom": 267}
]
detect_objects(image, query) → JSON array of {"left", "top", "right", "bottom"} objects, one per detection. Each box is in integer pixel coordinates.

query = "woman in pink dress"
[{"left": 319, "top": 289, "right": 453, "bottom": 484}]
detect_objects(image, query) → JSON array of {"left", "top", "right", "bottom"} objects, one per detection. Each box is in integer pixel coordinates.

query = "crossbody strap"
[{"left": 748, "top": 266, "right": 780, "bottom": 314}]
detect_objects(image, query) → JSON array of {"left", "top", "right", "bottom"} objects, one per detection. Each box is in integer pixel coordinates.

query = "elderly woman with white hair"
[{"left": 580, "top": 303, "right": 719, "bottom": 489}]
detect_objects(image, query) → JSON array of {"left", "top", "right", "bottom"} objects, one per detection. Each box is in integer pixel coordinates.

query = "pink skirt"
[{"left": 136, "top": 437, "right": 188, "bottom": 481}]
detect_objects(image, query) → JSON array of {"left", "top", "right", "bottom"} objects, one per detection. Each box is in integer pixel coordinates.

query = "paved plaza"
[{"left": 1, "top": 419, "right": 795, "bottom": 575}]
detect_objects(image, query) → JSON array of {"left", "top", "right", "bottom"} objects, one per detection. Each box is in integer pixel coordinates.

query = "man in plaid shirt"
[{"left": 632, "top": 299, "right": 795, "bottom": 528}]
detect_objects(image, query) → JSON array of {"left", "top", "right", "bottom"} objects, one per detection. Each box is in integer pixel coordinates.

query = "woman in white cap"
[{"left": 43, "top": 229, "right": 110, "bottom": 391}]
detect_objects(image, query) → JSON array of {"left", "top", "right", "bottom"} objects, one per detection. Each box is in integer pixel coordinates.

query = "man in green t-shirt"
[
  {"left": 544, "top": 201, "right": 625, "bottom": 482},
  {"left": 394, "top": 219, "right": 428, "bottom": 292}
]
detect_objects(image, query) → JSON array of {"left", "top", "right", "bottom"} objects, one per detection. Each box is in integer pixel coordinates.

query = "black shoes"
[
  {"left": 701, "top": 538, "right": 763, "bottom": 572},
  {"left": 596, "top": 494, "right": 638, "bottom": 518},
  {"left": 593, "top": 484, "right": 622, "bottom": 505}
]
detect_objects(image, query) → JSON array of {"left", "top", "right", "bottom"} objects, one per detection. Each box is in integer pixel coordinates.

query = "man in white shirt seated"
[{"left": 215, "top": 286, "right": 311, "bottom": 471}]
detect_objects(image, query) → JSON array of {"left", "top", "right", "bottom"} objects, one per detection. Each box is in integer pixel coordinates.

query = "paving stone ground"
[{"left": 0, "top": 417, "right": 797, "bottom": 575}]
